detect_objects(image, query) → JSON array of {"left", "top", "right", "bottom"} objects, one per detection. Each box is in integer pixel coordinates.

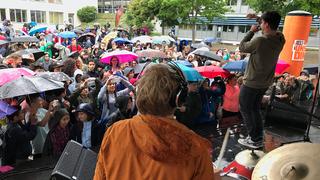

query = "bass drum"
[{"left": 222, "top": 161, "right": 251, "bottom": 180}]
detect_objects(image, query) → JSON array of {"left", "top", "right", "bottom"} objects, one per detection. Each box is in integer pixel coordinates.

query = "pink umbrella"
[
  {"left": 276, "top": 60, "right": 290, "bottom": 74},
  {"left": 0, "top": 68, "right": 35, "bottom": 86},
  {"left": 100, "top": 50, "right": 138, "bottom": 64},
  {"left": 195, "top": 65, "right": 230, "bottom": 79}
]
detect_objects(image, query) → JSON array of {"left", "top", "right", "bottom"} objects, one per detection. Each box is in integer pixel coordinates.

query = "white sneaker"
[{"left": 238, "top": 136, "right": 263, "bottom": 149}]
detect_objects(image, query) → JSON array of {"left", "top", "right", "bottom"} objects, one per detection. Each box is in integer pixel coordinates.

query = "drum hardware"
[
  {"left": 220, "top": 167, "right": 236, "bottom": 176},
  {"left": 252, "top": 142, "right": 320, "bottom": 180}
]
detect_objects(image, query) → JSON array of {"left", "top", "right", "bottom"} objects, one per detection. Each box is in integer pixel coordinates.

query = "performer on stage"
[
  {"left": 94, "top": 64, "right": 217, "bottom": 179},
  {"left": 238, "top": 11, "right": 286, "bottom": 148}
]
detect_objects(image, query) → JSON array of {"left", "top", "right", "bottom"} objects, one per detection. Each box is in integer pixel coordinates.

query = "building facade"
[
  {"left": 98, "top": 0, "right": 130, "bottom": 13},
  {"left": 163, "top": 0, "right": 320, "bottom": 47},
  {"left": 0, "top": 0, "right": 97, "bottom": 29}
]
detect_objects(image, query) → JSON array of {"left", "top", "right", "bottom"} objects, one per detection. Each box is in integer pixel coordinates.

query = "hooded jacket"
[
  {"left": 240, "top": 31, "right": 285, "bottom": 89},
  {"left": 94, "top": 114, "right": 214, "bottom": 180}
]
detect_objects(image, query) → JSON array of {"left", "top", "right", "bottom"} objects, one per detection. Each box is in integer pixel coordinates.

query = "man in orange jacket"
[{"left": 94, "top": 63, "right": 219, "bottom": 180}]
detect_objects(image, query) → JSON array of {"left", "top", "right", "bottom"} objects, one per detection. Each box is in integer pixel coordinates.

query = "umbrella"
[
  {"left": 77, "top": 32, "right": 96, "bottom": 42},
  {"left": 195, "top": 65, "right": 230, "bottom": 79},
  {"left": 10, "top": 36, "right": 39, "bottom": 43},
  {"left": 72, "top": 29, "right": 84, "bottom": 34},
  {"left": 0, "top": 76, "right": 64, "bottom": 99},
  {"left": 303, "top": 64, "right": 318, "bottom": 75},
  {"left": 102, "top": 31, "right": 118, "bottom": 44},
  {"left": 131, "top": 35, "right": 152, "bottom": 44},
  {"left": 0, "top": 68, "right": 35, "bottom": 86},
  {"left": 16, "top": 49, "right": 45, "bottom": 60},
  {"left": 57, "top": 31, "right": 77, "bottom": 39},
  {"left": 175, "top": 60, "right": 193, "bottom": 67},
  {"left": 0, "top": 101, "right": 17, "bottom": 119},
  {"left": 152, "top": 36, "right": 175, "bottom": 44},
  {"left": 136, "top": 49, "right": 166, "bottom": 58},
  {"left": 29, "top": 21, "right": 37, "bottom": 27},
  {"left": 191, "top": 43, "right": 209, "bottom": 49},
  {"left": 28, "top": 26, "right": 47, "bottom": 36},
  {"left": 0, "top": 35, "right": 6, "bottom": 40},
  {"left": 0, "top": 40, "right": 9, "bottom": 45},
  {"left": 36, "top": 72, "right": 72, "bottom": 82},
  {"left": 112, "top": 37, "right": 132, "bottom": 44},
  {"left": 192, "top": 49, "right": 222, "bottom": 62},
  {"left": 203, "top": 37, "right": 221, "bottom": 44},
  {"left": 133, "top": 62, "right": 157, "bottom": 74},
  {"left": 222, "top": 60, "right": 248, "bottom": 72},
  {"left": 100, "top": 50, "right": 138, "bottom": 64},
  {"left": 175, "top": 63, "right": 204, "bottom": 82},
  {"left": 275, "top": 60, "right": 290, "bottom": 74}
]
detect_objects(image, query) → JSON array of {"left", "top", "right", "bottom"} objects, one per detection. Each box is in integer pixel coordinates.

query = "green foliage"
[
  {"left": 246, "top": 0, "right": 320, "bottom": 16},
  {"left": 77, "top": 6, "right": 98, "bottom": 23}
]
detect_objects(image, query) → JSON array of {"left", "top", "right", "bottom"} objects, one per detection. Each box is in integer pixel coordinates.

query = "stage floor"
[{"left": 1, "top": 122, "right": 320, "bottom": 180}]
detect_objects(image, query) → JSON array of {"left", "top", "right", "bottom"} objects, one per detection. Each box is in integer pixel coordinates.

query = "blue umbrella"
[
  {"left": 0, "top": 101, "right": 17, "bottom": 119},
  {"left": 57, "top": 31, "right": 77, "bottom": 39},
  {"left": 203, "top": 37, "right": 221, "bottom": 44},
  {"left": 222, "top": 60, "right": 248, "bottom": 72},
  {"left": 175, "top": 60, "right": 193, "bottom": 67},
  {"left": 28, "top": 26, "right": 47, "bottom": 36},
  {"left": 113, "top": 37, "right": 132, "bottom": 44},
  {"left": 29, "top": 21, "right": 37, "bottom": 27},
  {"left": 175, "top": 63, "right": 204, "bottom": 82}
]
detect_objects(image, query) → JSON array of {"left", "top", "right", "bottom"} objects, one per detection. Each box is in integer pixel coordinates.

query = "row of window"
[
  {"left": 0, "top": 9, "right": 64, "bottom": 24},
  {"left": 31, "top": 0, "right": 62, "bottom": 3},
  {"left": 179, "top": 24, "right": 250, "bottom": 33}
]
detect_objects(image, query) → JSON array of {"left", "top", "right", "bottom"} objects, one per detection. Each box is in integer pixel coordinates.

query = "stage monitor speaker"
[
  {"left": 265, "top": 100, "right": 309, "bottom": 130},
  {"left": 50, "top": 140, "right": 97, "bottom": 180}
]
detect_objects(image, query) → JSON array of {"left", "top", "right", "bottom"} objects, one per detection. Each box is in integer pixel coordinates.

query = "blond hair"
[{"left": 136, "top": 64, "right": 180, "bottom": 116}]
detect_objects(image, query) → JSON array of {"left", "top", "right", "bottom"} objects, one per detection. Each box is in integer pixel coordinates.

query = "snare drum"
[{"left": 222, "top": 160, "right": 252, "bottom": 180}]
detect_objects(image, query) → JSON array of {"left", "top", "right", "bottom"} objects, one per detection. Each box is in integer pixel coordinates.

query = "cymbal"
[
  {"left": 235, "top": 150, "right": 265, "bottom": 168},
  {"left": 252, "top": 143, "right": 320, "bottom": 180}
]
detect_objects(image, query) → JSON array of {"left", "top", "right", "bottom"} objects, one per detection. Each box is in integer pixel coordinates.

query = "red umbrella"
[
  {"left": 275, "top": 60, "right": 290, "bottom": 74},
  {"left": 195, "top": 65, "right": 230, "bottom": 79},
  {"left": 0, "top": 35, "right": 6, "bottom": 40}
]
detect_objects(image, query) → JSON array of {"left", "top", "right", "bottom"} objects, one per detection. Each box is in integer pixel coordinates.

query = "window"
[
  {"left": 48, "top": 0, "right": 62, "bottom": 3},
  {"left": 49, "top": 12, "right": 63, "bottom": 24},
  {"left": 228, "top": 0, "right": 237, "bottom": 6},
  {"left": 0, "top": 9, "right": 6, "bottom": 21},
  {"left": 223, "top": 25, "right": 234, "bottom": 32},
  {"left": 31, "top": 10, "right": 46, "bottom": 23},
  {"left": 208, "top": 24, "right": 213, "bottom": 31},
  {"left": 239, "top": 25, "right": 251, "bottom": 33},
  {"left": 242, "top": 0, "right": 247, "bottom": 5},
  {"left": 196, "top": 25, "right": 201, "bottom": 31},
  {"left": 10, "top": 9, "right": 27, "bottom": 22},
  {"left": 68, "top": 13, "right": 74, "bottom": 25},
  {"left": 309, "top": 28, "right": 318, "bottom": 37}
]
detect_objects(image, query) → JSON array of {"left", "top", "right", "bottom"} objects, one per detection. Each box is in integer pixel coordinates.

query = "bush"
[{"left": 77, "top": 6, "right": 97, "bottom": 23}]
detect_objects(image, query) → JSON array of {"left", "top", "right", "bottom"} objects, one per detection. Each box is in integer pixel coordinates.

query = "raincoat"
[{"left": 94, "top": 114, "right": 214, "bottom": 180}]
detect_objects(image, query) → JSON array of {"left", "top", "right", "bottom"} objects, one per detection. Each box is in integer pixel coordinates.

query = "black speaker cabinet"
[
  {"left": 50, "top": 140, "right": 97, "bottom": 180},
  {"left": 265, "top": 100, "right": 309, "bottom": 130}
]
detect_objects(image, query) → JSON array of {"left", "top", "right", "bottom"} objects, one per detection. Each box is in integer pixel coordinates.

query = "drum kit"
[{"left": 216, "top": 142, "right": 320, "bottom": 180}]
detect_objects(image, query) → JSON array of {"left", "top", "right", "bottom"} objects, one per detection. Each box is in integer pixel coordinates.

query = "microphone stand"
[{"left": 303, "top": 72, "right": 320, "bottom": 142}]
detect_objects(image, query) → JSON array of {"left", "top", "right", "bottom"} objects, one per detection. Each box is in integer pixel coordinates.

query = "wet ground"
[{"left": 1, "top": 115, "right": 320, "bottom": 180}]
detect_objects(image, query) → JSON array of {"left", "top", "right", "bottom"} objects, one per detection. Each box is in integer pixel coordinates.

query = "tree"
[
  {"left": 126, "top": 0, "right": 228, "bottom": 42},
  {"left": 77, "top": 6, "right": 97, "bottom": 23},
  {"left": 246, "top": 0, "right": 320, "bottom": 16},
  {"left": 171, "top": 0, "right": 228, "bottom": 42}
]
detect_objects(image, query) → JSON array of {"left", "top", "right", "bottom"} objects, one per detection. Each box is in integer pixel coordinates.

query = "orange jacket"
[{"left": 94, "top": 114, "right": 215, "bottom": 180}]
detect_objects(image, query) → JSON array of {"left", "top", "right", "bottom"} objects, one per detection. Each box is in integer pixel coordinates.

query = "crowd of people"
[{"left": 0, "top": 12, "right": 316, "bottom": 179}]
